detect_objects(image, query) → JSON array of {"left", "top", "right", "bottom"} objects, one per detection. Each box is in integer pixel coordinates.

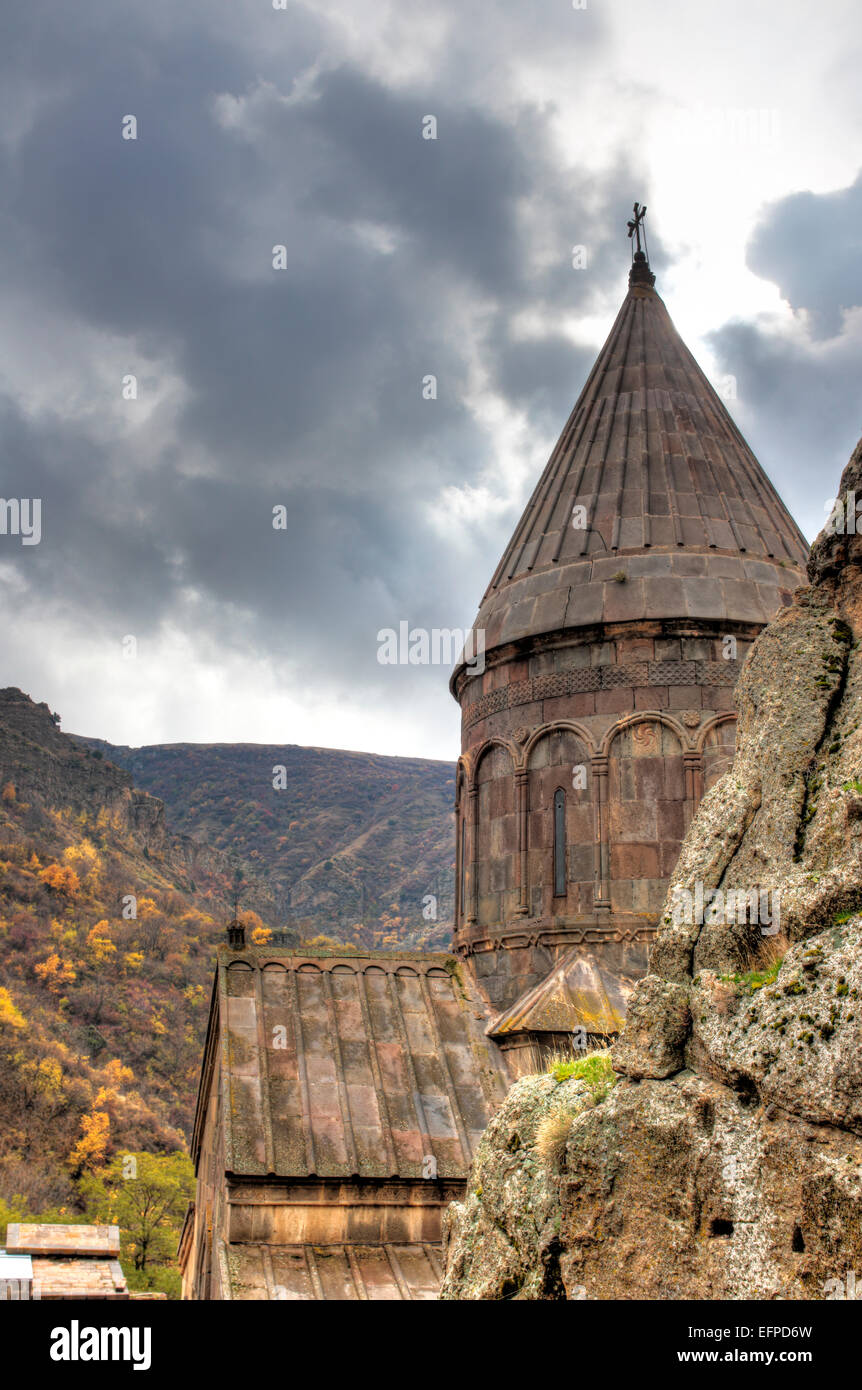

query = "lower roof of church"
[
  {"left": 221, "top": 1238, "right": 442, "bottom": 1300},
  {"left": 193, "top": 946, "right": 509, "bottom": 1182}
]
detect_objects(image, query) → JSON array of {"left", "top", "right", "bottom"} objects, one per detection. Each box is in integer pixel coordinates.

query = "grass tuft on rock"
[
  {"left": 719, "top": 932, "right": 789, "bottom": 996},
  {"left": 534, "top": 1110, "right": 574, "bottom": 1173},
  {"left": 547, "top": 1048, "right": 616, "bottom": 1102}
]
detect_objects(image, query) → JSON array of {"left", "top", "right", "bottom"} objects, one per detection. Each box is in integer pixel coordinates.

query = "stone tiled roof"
[
  {"left": 487, "top": 950, "right": 635, "bottom": 1039},
  {"left": 223, "top": 1239, "right": 442, "bottom": 1300},
  {"left": 6, "top": 1223, "right": 120, "bottom": 1257},
  {"left": 453, "top": 270, "right": 809, "bottom": 685},
  {"left": 192, "top": 947, "right": 508, "bottom": 1181}
]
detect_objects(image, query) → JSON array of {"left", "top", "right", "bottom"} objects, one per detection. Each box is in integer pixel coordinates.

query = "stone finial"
[
  {"left": 226, "top": 918, "right": 245, "bottom": 949},
  {"left": 629, "top": 249, "right": 655, "bottom": 289}
]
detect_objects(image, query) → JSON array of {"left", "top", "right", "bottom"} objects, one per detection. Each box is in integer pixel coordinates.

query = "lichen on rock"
[
  {"left": 440, "top": 1072, "right": 595, "bottom": 1300},
  {"left": 443, "top": 434, "right": 862, "bottom": 1300}
]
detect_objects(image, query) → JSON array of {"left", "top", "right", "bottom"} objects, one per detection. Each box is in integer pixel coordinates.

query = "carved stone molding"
[
  {"left": 462, "top": 658, "right": 741, "bottom": 729},
  {"left": 457, "top": 921, "right": 658, "bottom": 956}
]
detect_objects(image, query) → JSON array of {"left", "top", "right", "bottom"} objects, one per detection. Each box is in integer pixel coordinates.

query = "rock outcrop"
[
  {"left": 0, "top": 688, "right": 273, "bottom": 915},
  {"left": 443, "top": 436, "right": 862, "bottom": 1300},
  {"left": 440, "top": 1073, "right": 595, "bottom": 1300}
]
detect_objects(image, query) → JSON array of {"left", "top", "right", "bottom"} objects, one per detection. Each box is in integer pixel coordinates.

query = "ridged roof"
[
  {"left": 454, "top": 256, "right": 809, "bottom": 686},
  {"left": 487, "top": 950, "right": 635, "bottom": 1039},
  {"left": 223, "top": 1239, "right": 442, "bottom": 1300},
  {"left": 193, "top": 947, "right": 508, "bottom": 1181}
]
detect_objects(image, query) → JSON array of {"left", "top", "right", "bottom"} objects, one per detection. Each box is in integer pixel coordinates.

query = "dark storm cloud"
[
  {"left": 746, "top": 170, "right": 862, "bottom": 338},
  {"left": 708, "top": 170, "right": 862, "bottom": 539},
  {"left": 0, "top": 0, "right": 637, "bottom": 702}
]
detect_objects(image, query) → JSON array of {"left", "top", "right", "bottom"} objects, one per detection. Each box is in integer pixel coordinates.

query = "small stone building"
[
  {"left": 184, "top": 229, "right": 810, "bottom": 1298},
  {"left": 180, "top": 946, "right": 507, "bottom": 1299},
  {"left": 3, "top": 1224, "right": 129, "bottom": 1299}
]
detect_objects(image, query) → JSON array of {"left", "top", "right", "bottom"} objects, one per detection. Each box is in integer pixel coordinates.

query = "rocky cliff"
[
  {"left": 0, "top": 689, "right": 274, "bottom": 917},
  {"left": 443, "top": 436, "right": 862, "bottom": 1300}
]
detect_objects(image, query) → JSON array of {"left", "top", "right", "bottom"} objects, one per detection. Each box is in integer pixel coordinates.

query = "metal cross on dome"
[{"left": 627, "top": 202, "right": 647, "bottom": 254}]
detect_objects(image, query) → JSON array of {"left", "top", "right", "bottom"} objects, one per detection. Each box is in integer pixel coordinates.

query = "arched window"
[{"left": 553, "top": 788, "right": 566, "bottom": 897}]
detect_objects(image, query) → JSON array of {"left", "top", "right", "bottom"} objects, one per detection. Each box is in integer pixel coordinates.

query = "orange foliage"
[
  {"left": 39, "top": 863, "right": 81, "bottom": 898},
  {"left": 102, "top": 1058, "right": 134, "bottom": 1088},
  {"left": 86, "top": 920, "right": 117, "bottom": 963},
  {"left": 34, "top": 952, "right": 77, "bottom": 993}
]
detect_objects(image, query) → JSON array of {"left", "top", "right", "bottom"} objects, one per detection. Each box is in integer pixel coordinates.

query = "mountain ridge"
[{"left": 78, "top": 733, "right": 456, "bottom": 948}]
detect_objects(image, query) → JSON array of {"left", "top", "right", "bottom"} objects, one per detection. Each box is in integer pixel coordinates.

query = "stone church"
[{"left": 180, "top": 225, "right": 808, "bottom": 1299}]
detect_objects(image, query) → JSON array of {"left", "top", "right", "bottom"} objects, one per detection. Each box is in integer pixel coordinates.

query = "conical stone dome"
[
  {"left": 453, "top": 256, "right": 808, "bottom": 686},
  {"left": 450, "top": 234, "right": 810, "bottom": 1023}
]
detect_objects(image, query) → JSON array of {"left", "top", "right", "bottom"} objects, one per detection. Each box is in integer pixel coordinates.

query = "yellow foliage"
[
  {"left": 150, "top": 1010, "right": 168, "bottom": 1036},
  {"left": 2, "top": 781, "right": 15, "bottom": 803},
  {"left": 63, "top": 840, "right": 103, "bottom": 892},
  {"left": 34, "top": 953, "right": 77, "bottom": 992},
  {"left": 250, "top": 925, "right": 273, "bottom": 945},
  {"left": 179, "top": 908, "right": 214, "bottom": 935},
  {"left": 50, "top": 917, "right": 77, "bottom": 947},
  {"left": 102, "top": 1058, "right": 134, "bottom": 1087},
  {"left": 123, "top": 951, "right": 144, "bottom": 972},
  {"left": 0, "top": 986, "right": 26, "bottom": 1030},
  {"left": 137, "top": 898, "right": 159, "bottom": 919},
  {"left": 34, "top": 1057, "right": 65, "bottom": 1099},
  {"left": 86, "top": 920, "right": 116, "bottom": 963},
  {"left": 69, "top": 1108, "right": 110, "bottom": 1174}
]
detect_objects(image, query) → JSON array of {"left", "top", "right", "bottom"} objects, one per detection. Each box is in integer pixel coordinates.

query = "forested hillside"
[
  {"left": 0, "top": 688, "right": 458, "bottom": 1291},
  {"left": 0, "top": 689, "right": 264, "bottom": 1289},
  {"left": 81, "top": 738, "right": 457, "bottom": 949}
]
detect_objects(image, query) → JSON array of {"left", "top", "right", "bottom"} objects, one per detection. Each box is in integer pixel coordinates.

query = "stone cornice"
[{"left": 462, "top": 659, "right": 740, "bottom": 730}]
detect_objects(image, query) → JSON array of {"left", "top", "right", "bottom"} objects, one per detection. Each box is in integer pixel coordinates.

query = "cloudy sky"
[{"left": 1, "top": 0, "right": 861, "bottom": 760}]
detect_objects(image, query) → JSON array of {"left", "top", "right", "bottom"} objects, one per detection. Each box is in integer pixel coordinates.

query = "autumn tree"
[
  {"left": 64, "top": 840, "right": 103, "bottom": 895},
  {"left": 79, "top": 1151, "right": 194, "bottom": 1295},
  {"left": 34, "top": 952, "right": 77, "bottom": 994},
  {"left": 86, "top": 920, "right": 117, "bottom": 965},
  {"left": 135, "top": 897, "right": 168, "bottom": 958},
  {"left": 68, "top": 1106, "right": 111, "bottom": 1177},
  {"left": 39, "top": 863, "right": 81, "bottom": 899},
  {"left": 303, "top": 933, "right": 357, "bottom": 952},
  {"left": 0, "top": 986, "right": 26, "bottom": 1030},
  {"left": 238, "top": 909, "right": 271, "bottom": 945}
]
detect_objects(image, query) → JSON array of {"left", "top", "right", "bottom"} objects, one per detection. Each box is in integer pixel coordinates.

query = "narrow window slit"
[{"left": 553, "top": 788, "right": 566, "bottom": 898}]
